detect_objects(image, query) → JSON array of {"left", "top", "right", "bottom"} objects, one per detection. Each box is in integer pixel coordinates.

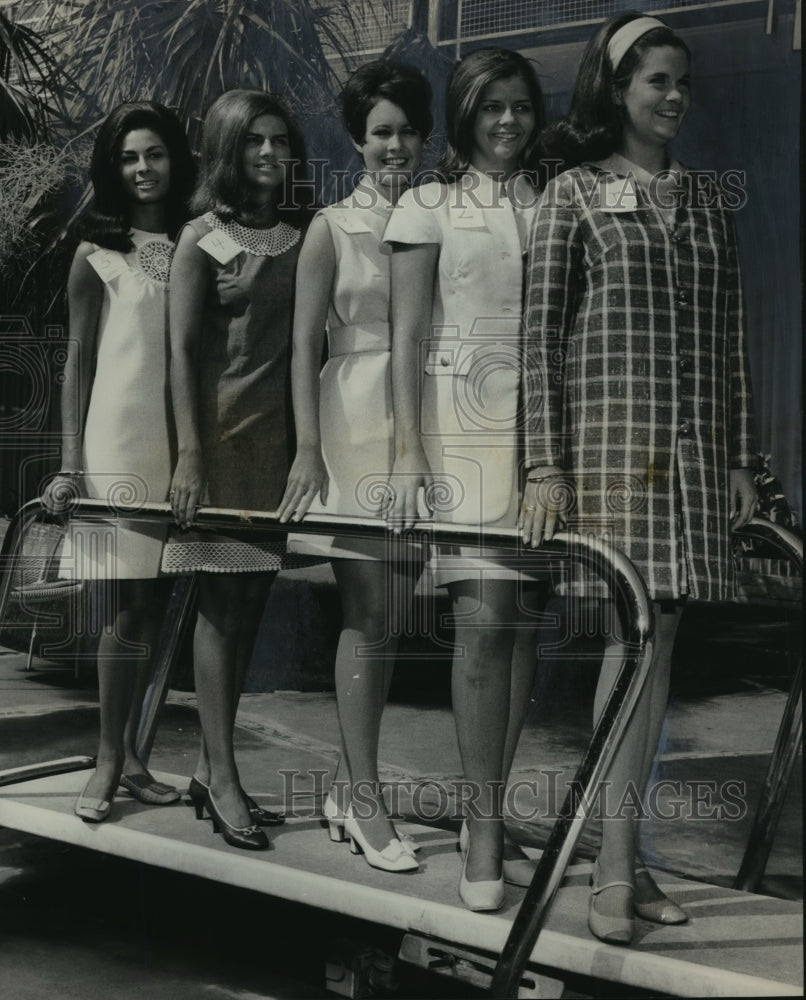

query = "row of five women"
[{"left": 50, "top": 10, "right": 757, "bottom": 943}]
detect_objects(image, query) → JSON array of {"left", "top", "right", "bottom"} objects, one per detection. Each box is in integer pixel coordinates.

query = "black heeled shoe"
[
  {"left": 187, "top": 776, "right": 208, "bottom": 820},
  {"left": 188, "top": 777, "right": 284, "bottom": 827},
  {"left": 242, "top": 792, "right": 285, "bottom": 827},
  {"left": 205, "top": 790, "right": 270, "bottom": 851}
]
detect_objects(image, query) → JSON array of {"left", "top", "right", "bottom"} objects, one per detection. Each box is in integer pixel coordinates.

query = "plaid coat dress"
[{"left": 524, "top": 161, "right": 757, "bottom": 601}]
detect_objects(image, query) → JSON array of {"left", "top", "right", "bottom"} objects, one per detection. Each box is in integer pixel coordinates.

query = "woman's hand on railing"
[
  {"left": 519, "top": 467, "right": 571, "bottom": 548},
  {"left": 385, "top": 446, "right": 431, "bottom": 533},
  {"left": 729, "top": 468, "right": 758, "bottom": 531},
  {"left": 41, "top": 472, "right": 86, "bottom": 516},
  {"left": 170, "top": 453, "right": 204, "bottom": 530},
  {"left": 278, "top": 447, "right": 329, "bottom": 523}
]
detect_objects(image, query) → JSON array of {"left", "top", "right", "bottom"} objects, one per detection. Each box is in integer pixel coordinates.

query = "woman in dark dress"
[{"left": 167, "top": 90, "right": 310, "bottom": 850}]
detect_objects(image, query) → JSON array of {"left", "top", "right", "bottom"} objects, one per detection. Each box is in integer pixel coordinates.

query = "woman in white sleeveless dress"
[
  {"left": 43, "top": 102, "right": 195, "bottom": 822},
  {"left": 279, "top": 62, "right": 432, "bottom": 873},
  {"left": 384, "top": 49, "right": 550, "bottom": 909}
]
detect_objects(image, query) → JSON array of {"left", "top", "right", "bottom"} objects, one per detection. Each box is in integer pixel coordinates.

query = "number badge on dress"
[
  {"left": 87, "top": 249, "right": 128, "bottom": 283},
  {"left": 198, "top": 230, "right": 242, "bottom": 265}
]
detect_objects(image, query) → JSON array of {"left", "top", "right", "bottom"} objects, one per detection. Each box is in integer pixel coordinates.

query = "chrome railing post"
[
  {"left": 490, "top": 538, "right": 654, "bottom": 997},
  {"left": 135, "top": 575, "right": 198, "bottom": 764},
  {"left": 733, "top": 519, "right": 802, "bottom": 892},
  {"left": 0, "top": 498, "right": 47, "bottom": 629}
]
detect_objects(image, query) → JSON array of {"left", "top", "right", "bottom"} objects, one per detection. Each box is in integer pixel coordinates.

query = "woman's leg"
[
  {"left": 331, "top": 558, "right": 417, "bottom": 851},
  {"left": 193, "top": 573, "right": 274, "bottom": 789},
  {"left": 81, "top": 578, "right": 166, "bottom": 802},
  {"left": 631, "top": 605, "right": 686, "bottom": 916},
  {"left": 192, "top": 572, "right": 274, "bottom": 828},
  {"left": 636, "top": 605, "right": 683, "bottom": 797},
  {"left": 500, "top": 582, "right": 544, "bottom": 865},
  {"left": 593, "top": 603, "right": 682, "bottom": 912},
  {"left": 120, "top": 578, "right": 174, "bottom": 776},
  {"left": 328, "top": 558, "right": 418, "bottom": 814},
  {"left": 450, "top": 577, "right": 518, "bottom": 884},
  {"left": 502, "top": 582, "right": 544, "bottom": 785}
]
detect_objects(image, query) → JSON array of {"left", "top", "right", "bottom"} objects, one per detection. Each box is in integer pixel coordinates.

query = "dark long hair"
[
  {"left": 342, "top": 60, "right": 433, "bottom": 145},
  {"left": 85, "top": 101, "right": 195, "bottom": 251},
  {"left": 540, "top": 11, "right": 690, "bottom": 168},
  {"left": 439, "top": 47, "right": 547, "bottom": 184},
  {"left": 191, "top": 89, "right": 310, "bottom": 224}
]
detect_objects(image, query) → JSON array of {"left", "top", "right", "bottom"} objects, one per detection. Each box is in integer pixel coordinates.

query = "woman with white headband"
[{"left": 522, "top": 12, "right": 757, "bottom": 944}]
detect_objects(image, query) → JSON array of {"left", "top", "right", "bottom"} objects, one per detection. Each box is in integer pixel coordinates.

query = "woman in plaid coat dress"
[{"left": 522, "top": 13, "right": 757, "bottom": 944}]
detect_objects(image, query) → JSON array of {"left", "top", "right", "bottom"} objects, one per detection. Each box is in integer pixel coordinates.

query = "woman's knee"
[
  {"left": 453, "top": 623, "right": 515, "bottom": 677},
  {"left": 197, "top": 577, "right": 264, "bottom": 637},
  {"left": 341, "top": 598, "right": 390, "bottom": 642}
]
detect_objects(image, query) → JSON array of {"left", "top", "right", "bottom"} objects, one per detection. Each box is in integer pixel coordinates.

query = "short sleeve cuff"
[{"left": 382, "top": 183, "right": 443, "bottom": 252}]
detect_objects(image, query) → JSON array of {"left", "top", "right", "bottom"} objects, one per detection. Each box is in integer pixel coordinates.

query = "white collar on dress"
[
  {"left": 461, "top": 165, "right": 539, "bottom": 211},
  {"left": 594, "top": 152, "right": 686, "bottom": 192},
  {"left": 348, "top": 173, "right": 404, "bottom": 212}
]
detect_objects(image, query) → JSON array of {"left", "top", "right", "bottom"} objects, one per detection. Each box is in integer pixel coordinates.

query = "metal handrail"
[
  {"left": 1, "top": 496, "right": 655, "bottom": 992},
  {"left": 0, "top": 500, "right": 55, "bottom": 630},
  {"left": 732, "top": 519, "right": 803, "bottom": 892},
  {"left": 0, "top": 502, "right": 799, "bottom": 988},
  {"left": 489, "top": 533, "right": 653, "bottom": 996},
  {"left": 491, "top": 517, "right": 803, "bottom": 994}
]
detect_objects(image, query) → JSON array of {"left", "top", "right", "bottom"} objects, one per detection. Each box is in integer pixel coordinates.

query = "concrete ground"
[{"left": 0, "top": 593, "right": 801, "bottom": 999}]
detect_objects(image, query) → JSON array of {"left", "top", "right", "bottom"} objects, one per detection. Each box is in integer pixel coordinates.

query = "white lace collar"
[{"left": 203, "top": 212, "right": 301, "bottom": 257}]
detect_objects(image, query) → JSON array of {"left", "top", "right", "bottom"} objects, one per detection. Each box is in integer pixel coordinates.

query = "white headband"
[{"left": 607, "top": 16, "right": 665, "bottom": 72}]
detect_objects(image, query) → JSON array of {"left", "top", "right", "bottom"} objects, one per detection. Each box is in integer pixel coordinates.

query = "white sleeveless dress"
[
  {"left": 62, "top": 229, "right": 173, "bottom": 579},
  {"left": 288, "top": 189, "right": 419, "bottom": 561}
]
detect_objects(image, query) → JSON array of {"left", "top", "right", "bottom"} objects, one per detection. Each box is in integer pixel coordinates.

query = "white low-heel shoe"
[
  {"left": 344, "top": 806, "right": 418, "bottom": 873},
  {"left": 589, "top": 860, "right": 634, "bottom": 945},
  {"left": 325, "top": 791, "right": 418, "bottom": 856},
  {"left": 322, "top": 791, "right": 346, "bottom": 843},
  {"left": 634, "top": 865, "right": 688, "bottom": 924},
  {"left": 459, "top": 820, "right": 535, "bottom": 888},
  {"left": 458, "top": 824, "right": 505, "bottom": 912}
]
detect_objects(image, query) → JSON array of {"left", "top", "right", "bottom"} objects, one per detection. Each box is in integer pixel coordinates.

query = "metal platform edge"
[{"left": 0, "top": 771, "right": 800, "bottom": 999}]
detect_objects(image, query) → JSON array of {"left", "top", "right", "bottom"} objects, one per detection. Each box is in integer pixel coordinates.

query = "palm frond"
[
  {"left": 0, "top": 8, "right": 68, "bottom": 138},
  {"left": 45, "top": 0, "right": 374, "bottom": 136}
]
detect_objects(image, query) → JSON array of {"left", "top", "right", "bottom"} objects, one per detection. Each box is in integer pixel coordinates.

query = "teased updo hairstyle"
[
  {"left": 540, "top": 10, "right": 690, "bottom": 167},
  {"left": 439, "top": 47, "right": 547, "bottom": 183},
  {"left": 191, "top": 89, "right": 310, "bottom": 224},
  {"left": 85, "top": 101, "right": 195, "bottom": 251},
  {"left": 342, "top": 60, "right": 433, "bottom": 146}
]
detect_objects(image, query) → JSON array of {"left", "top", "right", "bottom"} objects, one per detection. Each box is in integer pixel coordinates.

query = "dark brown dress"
[{"left": 162, "top": 212, "right": 307, "bottom": 574}]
